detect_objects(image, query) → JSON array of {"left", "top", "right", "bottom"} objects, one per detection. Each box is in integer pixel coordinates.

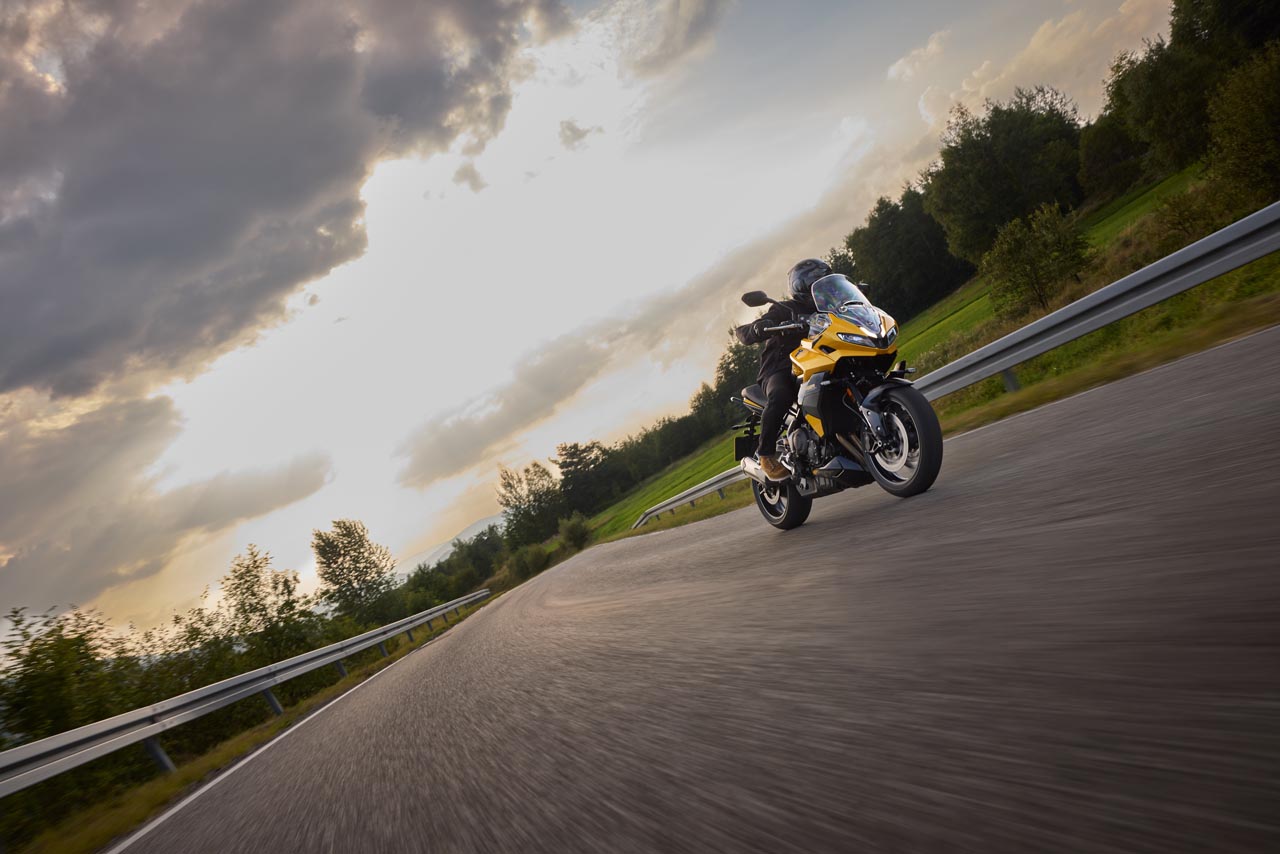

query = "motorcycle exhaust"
[{"left": 740, "top": 457, "right": 767, "bottom": 485}]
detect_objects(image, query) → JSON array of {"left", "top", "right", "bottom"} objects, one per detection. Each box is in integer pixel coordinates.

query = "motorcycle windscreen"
[{"left": 811, "top": 274, "right": 880, "bottom": 332}]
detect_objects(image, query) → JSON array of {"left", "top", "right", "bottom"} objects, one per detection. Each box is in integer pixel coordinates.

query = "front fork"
[{"left": 842, "top": 384, "right": 892, "bottom": 454}]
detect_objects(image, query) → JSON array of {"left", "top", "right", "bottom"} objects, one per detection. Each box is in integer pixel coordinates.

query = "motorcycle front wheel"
[
  {"left": 752, "top": 476, "right": 812, "bottom": 530},
  {"left": 866, "top": 386, "right": 943, "bottom": 498}
]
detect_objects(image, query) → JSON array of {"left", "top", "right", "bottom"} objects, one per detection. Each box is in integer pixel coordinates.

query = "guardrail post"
[
  {"left": 377, "top": 641, "right": 390, "bottom": 657},
  {"left": 261, "top": 688, "right": 284, "bottom": 716},
  {"left": 717, "top": 488, "right": 726, "bottom": 499},
  {"left": 1001, "top": 368, "right": 1021, "bottom": 393},
  {"left": 143, "top": 737, "right": 176, "bottom": 774},
  {"left": 406, "top": 627, "right": 416, "bottom": 643},
  {"left": 333, "top": 660, "right": 348, "bottom": 678}
]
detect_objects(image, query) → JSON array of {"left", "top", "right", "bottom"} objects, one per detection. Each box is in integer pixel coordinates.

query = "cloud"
[
  {"left": 887, "top": 30, "right": 950, "bottom": 82},
  {"left": 917, "top": 85, "right": 952, "bottom": 128},
  {"left": 396, "top": 129, "right": 936, "bottom": 489},
  {"left": 0, "top": 0, "right": 570, "bottom": 398},
  {"left": 453, "top": 161, "right": 489, "bottom": 192},
  {"left": 0, "top": 394, "right": 331, "bottom": 612},
  {"left": 397, "top": 334, "right": 608, "bottom": 487},
  {"left": 558, "top": 118, "right": 601, "bottom": 150},
  {"left": 625, "top": 0, "right": 734, "bottom": 78},
  {"left": 954, "top": 0, "right": 1168, "bottom": 116}
]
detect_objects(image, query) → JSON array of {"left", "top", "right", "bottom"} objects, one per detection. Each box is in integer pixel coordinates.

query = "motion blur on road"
[{"left": 124, "top": 328, "right": 1280, "bottom": 853}]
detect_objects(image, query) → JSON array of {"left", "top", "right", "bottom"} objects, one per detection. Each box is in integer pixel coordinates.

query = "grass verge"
[
  {"left": 599, "top": 479, "right": 756, "bottom": 543},
  {"left": 588, "top": 432, "right": 741, "bottom": 539},
  {"left": 938, "top": 291, "right": 1280, "bottom": 436},
  {"left": 18, "top": 600, "right": 491, "bottom": 854}
]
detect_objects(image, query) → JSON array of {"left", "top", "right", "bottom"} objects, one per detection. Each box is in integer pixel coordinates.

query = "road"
[{"left": 122, "top": 327, "right": 1280, "bottom": 853}]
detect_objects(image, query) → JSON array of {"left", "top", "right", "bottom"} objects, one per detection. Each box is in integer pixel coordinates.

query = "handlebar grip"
[{"left": 762, "top": 324, "right": 803, "bottom": 333}]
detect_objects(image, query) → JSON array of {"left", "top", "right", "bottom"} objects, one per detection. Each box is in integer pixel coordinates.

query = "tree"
[
  {"left": 1171, "top": 0, "right": 1280, "bottom": 59},
  {"left": 923, "top": 87, "right": 1082, "bottom": 263},
  {"left": 220, "top": 545, "right": 315, "bottom": 663},
  {"left": 980, "top": 203, "right": 1089, "bottom": 317},
  {"left": 312, "top": 520, "right": 397, "bottom": 622},
  {"left": 838, "top": 186, "right": 973, "bottom": 321},
  {"left": 1078, "top": 112, "right": 1146, "bottom": 200},
  {"left": 496, "top": 462, "right": 566, "bottom": 548},
  {"left": 1208, "top": 40, "right": 1280, "bottom": 206},
  {"left": 1104, "top": 39, "right": 1223, "bottom": 175},
  {"left": 552, "top": 441, "right": 614, "bottom": 514}
]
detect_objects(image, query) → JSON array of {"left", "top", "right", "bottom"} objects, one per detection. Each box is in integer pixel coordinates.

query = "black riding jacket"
[{"left": 735, "top": 299, "right": 810, "bottom": 382}]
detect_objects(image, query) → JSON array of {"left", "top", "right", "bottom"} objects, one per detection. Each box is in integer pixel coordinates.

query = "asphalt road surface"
[{"left": 121, "top": 328, "right": 1280, "bottom": 853}]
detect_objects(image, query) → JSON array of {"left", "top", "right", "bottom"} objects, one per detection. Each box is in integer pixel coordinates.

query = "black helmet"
[{"left": 787, "top": 258, "right": 831, "bottom": 305}]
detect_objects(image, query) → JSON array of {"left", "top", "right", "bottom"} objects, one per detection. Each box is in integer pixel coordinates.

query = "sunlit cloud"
[{"left": 888, "top": 29, "right": 950, "bottom": 82}]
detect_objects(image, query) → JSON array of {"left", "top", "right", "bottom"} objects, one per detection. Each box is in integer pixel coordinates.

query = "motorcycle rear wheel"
[{"left": 752, "top": 477, "right": 812, "bottom": 530}]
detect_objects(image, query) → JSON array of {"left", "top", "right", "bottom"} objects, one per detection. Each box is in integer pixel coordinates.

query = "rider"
[{"left": 735, "top": 258, "right": 832, "bottom": 481}]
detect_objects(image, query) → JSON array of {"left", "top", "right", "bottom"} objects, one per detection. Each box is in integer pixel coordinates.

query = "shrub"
[
  {"left": 1151, "top": 180, "right": 1235, "bottom": 254},
  {"left": 508, "top": 544, "right": 550, "bottom": 580},
  {"left": 980, "top": 203, "right": 1090, "bottom": 319},
  {"left": 557, "top": 513, "right": 591, "bottom": 551}
]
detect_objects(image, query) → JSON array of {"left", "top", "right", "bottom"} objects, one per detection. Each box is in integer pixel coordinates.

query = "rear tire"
[
  {"left": 866, "top": 386, "right": 943, "bottom": 498},
  {"left": 752, "top": 477, "right": 813, "bottom": 530}
]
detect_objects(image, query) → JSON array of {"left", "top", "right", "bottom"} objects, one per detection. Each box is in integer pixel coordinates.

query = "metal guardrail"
[
  {"left": 630, "top": 468, "right": 746, "bottom": 529},
  {"left": 0, "top": 589, "right": 491, "bottom": 798},
  {"left": 633, "top": 200, "right": 1280, "bottom": 528},
  {"left": 915, "top": 200, "right": 1280, "bottom": 400}
]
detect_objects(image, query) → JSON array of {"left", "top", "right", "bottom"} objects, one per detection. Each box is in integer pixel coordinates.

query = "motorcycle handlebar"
[{"left": 763, "top": 323, "right": 806, "bottom": 333}]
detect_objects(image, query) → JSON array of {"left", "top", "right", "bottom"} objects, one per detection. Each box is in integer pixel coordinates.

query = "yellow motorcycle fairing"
[{"left": 789, "top": 310, "right": 898, "bottom": 383}]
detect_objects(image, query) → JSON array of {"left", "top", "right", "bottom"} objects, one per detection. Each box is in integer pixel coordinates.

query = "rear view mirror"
[{"left": 741, "top": 290, "right": 770, "bottom": 307}]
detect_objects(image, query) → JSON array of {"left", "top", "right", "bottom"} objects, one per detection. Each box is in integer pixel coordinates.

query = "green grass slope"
[
  {"left": 589, "top": 432, "right": 740, "bottom": 539},
  {"left": 1081, "top": 166, "right": 1200, "bottom": 247}
]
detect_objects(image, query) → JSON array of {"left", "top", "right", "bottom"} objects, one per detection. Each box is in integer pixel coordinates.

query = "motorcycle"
[{"left": 735, "top": 274, "right": 943, "bottom": 529}]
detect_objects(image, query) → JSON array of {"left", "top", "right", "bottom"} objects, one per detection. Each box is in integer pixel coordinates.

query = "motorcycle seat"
[{"left": 741, "top": 384, "right": 767, "bottom": 409}]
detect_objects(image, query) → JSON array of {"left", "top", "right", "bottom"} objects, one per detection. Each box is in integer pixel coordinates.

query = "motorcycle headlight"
[
  {"left": 836, "top": 332, "right": 876, "bottom": 347},
  {"left": 885, "top": 325, "right": 898, "bottom": 346}
]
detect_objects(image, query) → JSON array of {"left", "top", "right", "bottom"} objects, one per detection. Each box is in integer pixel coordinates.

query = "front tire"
[
  {"left": 866, "top": 386, "right": 943, "bottom": 498},
  {"left": 752, "top": 477, "right": 813, "bottom": 530}
]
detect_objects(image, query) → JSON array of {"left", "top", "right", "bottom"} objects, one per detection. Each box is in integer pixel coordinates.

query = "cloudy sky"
[{"left": 0, "top": 0, "right": 1171, "bottom": 626}]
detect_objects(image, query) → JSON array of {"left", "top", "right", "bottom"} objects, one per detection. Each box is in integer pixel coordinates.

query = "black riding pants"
[{"left": 758, "top": 371, "right": 798, "bottom": 455}]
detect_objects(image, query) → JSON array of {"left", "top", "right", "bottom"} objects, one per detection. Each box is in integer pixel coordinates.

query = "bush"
[
  {"left": 508, "top": 544, "right": 550, "bottom": 580},
  {"left": 981, "top": 204, "right": 1090, "bottom": 319},
  {"left": 1208, "top": 39, "right": 1280, "bottom": 206},
  {"left": 557, "top": 513, "right": 591, "bottom": 551},
  {"left": 1151, "top": 180, "right": 1236, "bottom": 255}
]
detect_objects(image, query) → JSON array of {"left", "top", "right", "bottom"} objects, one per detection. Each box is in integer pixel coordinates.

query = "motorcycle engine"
[{"left": 786, "top": 424, "right": 818, "bottom": 465}]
